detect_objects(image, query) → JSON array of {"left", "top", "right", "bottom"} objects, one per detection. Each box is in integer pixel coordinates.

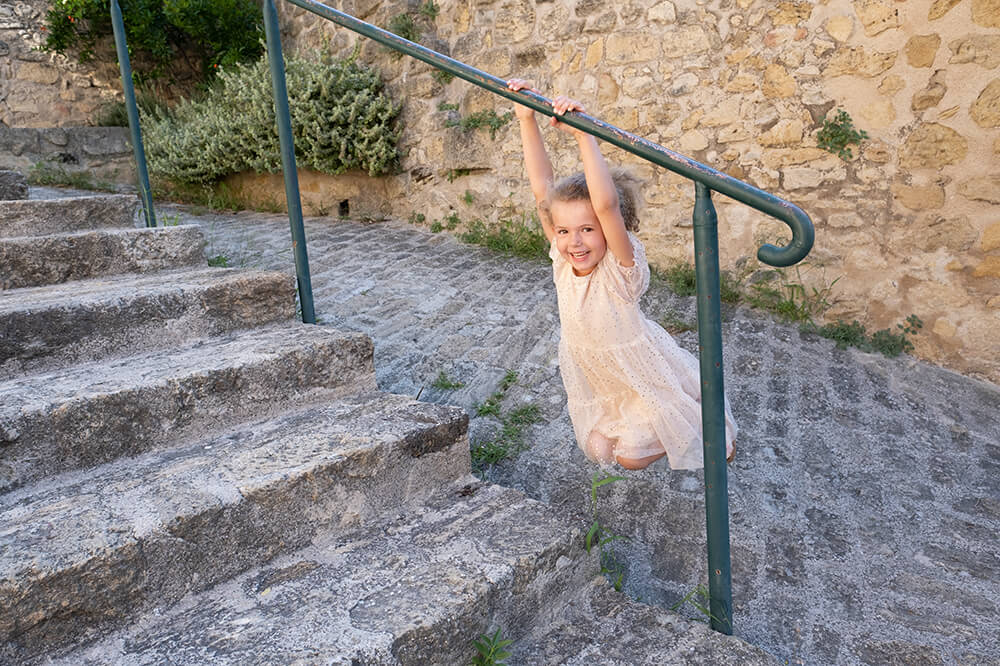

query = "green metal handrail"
[
  {"left": 110, "top": 0, "right": 315, "bottom": 322},
  {"left": 109, "top": 0, "right": 155, "bottom": 228},
  {"left": 267, "top": 0, "right": 814, "bottom": 636},
  {"left": 112, "top": 0, "right": 816, "bottom": 636}
]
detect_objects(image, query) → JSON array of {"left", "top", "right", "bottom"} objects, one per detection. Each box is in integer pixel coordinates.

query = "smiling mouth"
[{"left": 569, "top": 250, "right": 590, "bottom": 261}]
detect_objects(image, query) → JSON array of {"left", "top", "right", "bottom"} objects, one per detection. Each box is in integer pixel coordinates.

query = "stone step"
[
  {"left": 0, "top": 267, "right": 294, "bottom": 377},
  {"left": 508, "top": 577, "right": 779, "bottom": 665},
  {"left": 0, "top": 323, "right": 375, "bottom": 492},
  {"left": 33, "top": 481, "right": 593, "bottom": 666},
  {"left": 0, "top": 195, "right": 140, "bottom": 238},
  {"left": 0, "top": 392, "right": 469, "bottom": 661},
  {"left": 0, "top": 225, "right": 206, "bottom": 289}
]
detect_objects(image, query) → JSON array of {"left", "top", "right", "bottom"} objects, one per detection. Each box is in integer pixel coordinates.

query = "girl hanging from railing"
[{"left": 508, "top": 79, "right": 738, "bottom": 471}]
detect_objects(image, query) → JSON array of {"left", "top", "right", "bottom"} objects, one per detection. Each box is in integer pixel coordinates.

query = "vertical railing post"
[
  {"left": 109, "top": 0, "right": 155, "bottom": 228},
  {"left": 262, "top": 0, "right": 316, "bottom": 324},
  {"left": 692, "top": 182, "right": 733, "bottom": 634}
]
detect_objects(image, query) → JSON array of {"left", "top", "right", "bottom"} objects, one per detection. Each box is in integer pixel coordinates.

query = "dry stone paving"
[{"left": 161, "top": 198, "right": 1000, "bottom": 665}]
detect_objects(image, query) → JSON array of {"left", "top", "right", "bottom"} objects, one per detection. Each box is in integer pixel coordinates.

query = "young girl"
[{"left": 508, "top": 79, "right": 737, "bottom": 471}]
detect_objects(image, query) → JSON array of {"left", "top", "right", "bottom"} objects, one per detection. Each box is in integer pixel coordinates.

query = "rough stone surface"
[
  {"left": 0, "top": 324, "right": 375, "bottom": 490},
  {"left": 972, "top": 0, "right": 1000, "bottom": 27},
  {"left": 0, "top": 393, "right": 469, "bottom": 660},
  {"left": 959, "top": 175, "right": 1000, "bottom": 203},
  {"left": 912, "top": 69, "right": 948, "bottom": 111},
  {"left": 824, "top": 46, "right": 897, "bottom": 78},
  {"left": 0, "top": 128, "right": 134, "bottom": 181},
  {"left": 929, "top": 0, "right": 962, "bottom": 20},
  {"left": 0, "top": 194, "right": 140, "bottom": 238},
  {"left": 0, "top": 170, "right": 27, "bottom": 200},
  {"left": 855, "top": 0, "right": 899, "bottom": 37},
  {"left": 0, "top": 225, "right": 206, "bottom": 289},
  {"left": 906, "top": 34, "right": 942, "bottom": 68},
  {"left": 971, "top": 79, "right": 1000, "bottom": 127},
  {"left": 899, "top": 123, "right": 969, "bottom": 168},
  {"left": 510, "top": 577, "right": 778, "bottom": 665},
  {"left": 47, "top": 482, "right": 596, "bottom": 666},
  {"left": 0, "top": 267, "right": 295, "bottom": 377},
  {"left": 949, "top": 34, "right": 1000, "bottom": 69},
  {"left": 172, "top": 205, "right": 1000, "bottom": 665}
]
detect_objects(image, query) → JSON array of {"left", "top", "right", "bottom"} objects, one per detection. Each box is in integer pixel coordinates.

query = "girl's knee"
[{"left": 586, "top": 431, "right": 616, "bottom": 464}]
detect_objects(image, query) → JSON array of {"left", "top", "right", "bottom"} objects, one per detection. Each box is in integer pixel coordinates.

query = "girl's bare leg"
[
  {"left": 586, "top": 431, "right": 617, "bottom": 464},
  {"left": 615, "top": 452, "right": 666, "bottom": 470}
]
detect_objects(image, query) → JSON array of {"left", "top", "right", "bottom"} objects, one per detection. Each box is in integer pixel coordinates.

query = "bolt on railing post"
[
  {"left": 692, "top": 182, "right": 734, "bottom": 635},
  {"left": 109, "top": 0, "right": 156, "bottom": 228},
  {"left": 262, "top": 0, "right": 316, "bottom": 324}
]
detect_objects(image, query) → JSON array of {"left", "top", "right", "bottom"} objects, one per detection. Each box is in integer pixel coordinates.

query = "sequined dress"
[{"left": 551, "top": 233, "right": 738, "bottom": 470}]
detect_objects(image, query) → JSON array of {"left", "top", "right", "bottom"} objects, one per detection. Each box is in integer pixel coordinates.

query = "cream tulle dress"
[{"left": 551, "top": 232, "right": 738, "bottom": 470}]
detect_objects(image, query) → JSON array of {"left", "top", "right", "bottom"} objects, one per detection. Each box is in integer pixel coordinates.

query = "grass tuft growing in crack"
[
  {"left": 671, "top": 583, "right": 728, "bottom": 626},
  {"left": 431, "top": 371, "right": 465, "bottom": 391},
  {"left": 470, "top": 371, "right": 541, "bottom": 473},
  {"left": 586, "top": 472, "right": 629, "bottom": 592}
]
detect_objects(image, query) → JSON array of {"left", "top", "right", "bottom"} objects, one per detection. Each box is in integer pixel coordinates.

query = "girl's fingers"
[{"left": 550, "top": 95, "right": 585, "bottom": 115}]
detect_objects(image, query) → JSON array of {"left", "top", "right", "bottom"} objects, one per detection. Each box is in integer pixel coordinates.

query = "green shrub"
[
  {"left": 817, "top": 109, "right": 869, "bottom": 160},
  {"left": 143, "top": 52, "right": 401, "bottom": 184},
  {"left": 42, "top": 0, "right": 263, "bottom": 80}
]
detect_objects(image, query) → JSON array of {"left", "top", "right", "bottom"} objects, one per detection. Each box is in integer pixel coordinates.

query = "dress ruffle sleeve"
[{"left": 602, "top": 233, "right": 650, "bottom": 304}]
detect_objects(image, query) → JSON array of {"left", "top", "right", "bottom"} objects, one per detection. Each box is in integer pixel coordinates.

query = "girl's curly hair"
[{"left": 541, "top": 168, "right": 641, "bottom": 232}]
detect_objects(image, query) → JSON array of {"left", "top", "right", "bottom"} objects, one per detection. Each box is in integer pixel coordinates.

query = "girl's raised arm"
[
  {"left": 551, "top": 96, "right": 633, "bottom": 267},
  {"left": 508, "top": 79, "right": 555, "bottom": 242}
]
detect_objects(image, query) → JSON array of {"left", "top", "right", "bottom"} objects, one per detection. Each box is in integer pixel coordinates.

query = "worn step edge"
[
  {"left": 34, "top": 481, "right": 594, "bottom": 666},
  {"left": 0, "top": 225, "right": 207, "bottom": 289},
  {"left": 0, "top": 267, "right": 295, "bottom": 377},
  {"left": 0, "top": 323, "right": 375, "bottom": 491},
  {"left": 0, "top": 392, "right": 470, "bottom": 661},
  {"left": 509, "top": 576, "right": 780, "bottom": 665},
  {"left": 0, "top": 195, "right": 140, "bottom": 238}
]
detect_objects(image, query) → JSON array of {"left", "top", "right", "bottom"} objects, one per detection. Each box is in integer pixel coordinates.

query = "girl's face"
[{"left": 551, "top": 199, "right": 607, "bottom": 276}]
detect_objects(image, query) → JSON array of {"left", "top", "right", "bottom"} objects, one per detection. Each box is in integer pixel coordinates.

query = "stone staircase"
[{"left": 0, "top": 192, "right": 776, "bottom": 664}]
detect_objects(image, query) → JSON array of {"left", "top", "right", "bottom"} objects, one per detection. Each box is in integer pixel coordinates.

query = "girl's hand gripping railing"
[{"left": 277, "top": 0, "right": 814, "bottom": 265}]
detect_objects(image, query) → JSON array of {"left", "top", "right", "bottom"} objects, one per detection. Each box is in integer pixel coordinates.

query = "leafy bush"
[
  {"left": 42, "top": 0, "right": 263, "bottom": 79},
  {"left": 143, "top": 52, "right": 401, "bottom": 184}
]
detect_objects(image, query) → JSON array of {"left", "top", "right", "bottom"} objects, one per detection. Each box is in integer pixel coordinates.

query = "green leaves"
[
  {"left": 817, "top": 109, "right": 869, "bottom": 160},
  {"left": 587, "top": 472, "right": 628, "bottom": 591},
  {"left": 42, "top": 0, "right": 263, "bottom": 81},
  {"left": 143, "top": 53, "right": 401, "bottom": 184},
  {"left": 470, "top": 371, "right": 542, "bottom": 473},
  {"left": 471, "top": 627, "right": 512, "bottom": 666}
]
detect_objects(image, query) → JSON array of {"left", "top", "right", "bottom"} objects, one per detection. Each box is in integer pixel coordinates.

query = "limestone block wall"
[
  {"left": 0, "top": 125, "right": 135, "bottom": 181},
  {"left": 273, "top": 0, "right": 1000, "bottom": 383},
  {"left": 0, "top": 0, "right": 200, "bottom": 127},
  {"left": 0, "top": 0, "right": 122, "bottom": 126}
]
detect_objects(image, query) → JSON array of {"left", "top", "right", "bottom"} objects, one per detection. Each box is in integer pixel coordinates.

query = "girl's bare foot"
[{"left": 616, "top": 452, "right": 666, "bottom": 470}]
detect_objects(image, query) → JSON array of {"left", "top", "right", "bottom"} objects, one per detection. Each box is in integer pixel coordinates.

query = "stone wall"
[
  {"left": 0, "top": 126, "right": 135, "bottom": 182},
  {"left": 271, "top": 0, "right": 1000, "bottom": 384},
  {"left": 0, "top": 0, "right": 122, "bottom": 126},
  {"left": 0, "top": 0, "right": 200, "bottom": 127}
]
